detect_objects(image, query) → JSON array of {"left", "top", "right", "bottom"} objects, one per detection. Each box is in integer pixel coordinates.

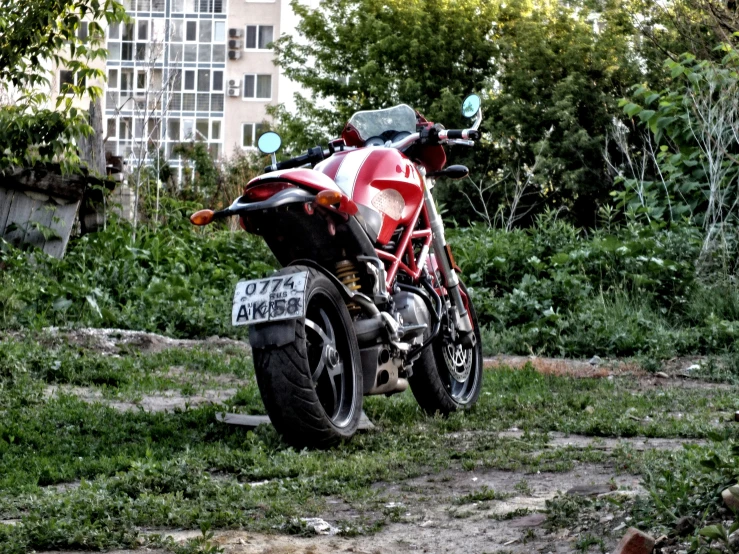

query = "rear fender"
[{"left": 249, "top": 319, "right": 298, "bottom": 349}]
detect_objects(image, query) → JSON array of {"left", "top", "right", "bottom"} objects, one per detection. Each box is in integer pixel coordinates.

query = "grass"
[{"left": 0, "top": 335, "right": 737, "bottom": 552}]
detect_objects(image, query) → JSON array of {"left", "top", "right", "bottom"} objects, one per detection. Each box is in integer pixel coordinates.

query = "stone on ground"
[
  {"left": 612, "top": 527, "right": 655, "bottom": 554},
  {"left": 722, "top": 485, "right": 739, "bottom": 511}
]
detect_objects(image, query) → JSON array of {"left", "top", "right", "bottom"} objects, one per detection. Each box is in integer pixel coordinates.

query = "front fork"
[{"left": 422, "top": 176, "right": 476, "bottom": 347}]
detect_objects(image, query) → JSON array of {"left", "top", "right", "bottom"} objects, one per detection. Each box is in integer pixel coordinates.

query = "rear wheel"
[
  {"left": 252, "top": 266, "right": 363, "bottom": 448},
  {"left": 409, "top": 281, "right": 483, "bottom": 415}
]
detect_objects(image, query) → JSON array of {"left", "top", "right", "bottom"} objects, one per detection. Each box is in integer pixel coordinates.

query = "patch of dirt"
[
  {"left": 634, "top": 374, "right": 737, "bottom": 390},
  {"left": 44, "top": 385, "right": 238, "bottom": 412},
  {"left": 495, "top": 430, "right": 706, "bottom": 451},
  {"left": 40, "top": 327, "right": 251, "bottom": 355},
  {"left": 484, "top": 355, "right": 739, "bottom": 390},
  {"left": 484, "top": 355, "right": 643, "bottom": 378},
  {"left": 164, "top": 365, "right": 250, "bottom": 388},
  {"left": 130, "top": 463, "right": 642, "bottom": 554}
]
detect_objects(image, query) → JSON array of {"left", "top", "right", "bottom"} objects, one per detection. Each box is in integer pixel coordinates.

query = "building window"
[
  {"left": 59, "top": 70, "right": 75, "bottom": 93},
  {"left": 120, "top": 69, "right": 134, "bottom": 92},
  {"left": 242, "top": 123, "right": 266, "bottom": 148},
  {"left": 214, "top": 22, "right": 225, "bottom": 42},
  {"left": 197, "top": 69, "right": 210, "bottom": 91},
  {"left": 78, "top": 22, "right": 88, "bottom": 41},
  {"left": 245, "top": 25, "right": 273, "bottom": 50},
  {"left": 243, "top": 74, "right": 271, "bottom": 99},
  {"left": 212, "top": 71, "right": 223, "bottom": 91},
  {"left": 186, "top": 21, "right": 197, "bottom": 41},
  {"left": 59, "top": 70, "right": 85, "bottom": 94},
  {"left": 183, "top": 0, "right": 224, "bottom": 13},
  {"left": 108, "top": 69, "right": 119, "bottom": 89},
  {"left": 184, "top": 70, "right": 195, "bottom": 90},
  {"left": 137, "top": 20, "right": 148, "bottom": 40}
]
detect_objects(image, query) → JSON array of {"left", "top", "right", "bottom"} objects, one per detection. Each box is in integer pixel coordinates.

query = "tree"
[
  {"left": 0, "top": 0, "right": 127, "bottom": 171},
  {"left": 273, "top": 0, "right": 499, "bottom": 150},
  {"left": 274, "top": 0, "right": 656, "bottom": 227}
]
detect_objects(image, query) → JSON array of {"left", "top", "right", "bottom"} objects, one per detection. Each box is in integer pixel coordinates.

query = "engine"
[{"left": 354, "top": 289, "right": 432, "bottom": 396}]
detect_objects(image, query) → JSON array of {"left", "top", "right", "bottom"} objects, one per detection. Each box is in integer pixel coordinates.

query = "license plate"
[{"left": 232, "top": 271, "right": 308, "bottom": 326}]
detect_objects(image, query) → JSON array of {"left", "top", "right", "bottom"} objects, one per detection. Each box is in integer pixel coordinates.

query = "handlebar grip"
[
  {"left": 275, "top": 153, "right": 310, "bottom": 171},
  {"left": 274, "top": 146, "right": 325, "bottom": 171},
  {"left": 445, "top": 129, "right": 481, "bottom": 140}
]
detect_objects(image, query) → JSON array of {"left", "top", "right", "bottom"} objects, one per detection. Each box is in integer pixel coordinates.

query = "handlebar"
[
  {"left": 264, "top": 146, "right": 328, "bottom": 173},
  {"left": 263, "top": 126, "right": 480, "bottom": 174}
]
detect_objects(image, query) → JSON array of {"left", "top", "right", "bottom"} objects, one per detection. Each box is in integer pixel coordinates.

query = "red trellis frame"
[{"left": 375, "top": 201, "right": 432, "bottom": 291}]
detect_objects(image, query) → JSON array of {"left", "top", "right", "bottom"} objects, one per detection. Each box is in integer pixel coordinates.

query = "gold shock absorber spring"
[{"left": 335, "top": 260, "right": 362, "bottom": 313}]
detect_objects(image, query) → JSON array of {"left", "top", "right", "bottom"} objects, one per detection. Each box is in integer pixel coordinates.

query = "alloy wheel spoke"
[
  {"left": 305, "top": 318, "right": 333, "bottom": 347},
  {"left": 319, "top": 308, "right": 335, "bottom": 343},
  {"left": 328, "top": 370, "right": 339, "bottom": 417},
  {"left": 311, "top": 357, "right": 326, "bottom": 384}
]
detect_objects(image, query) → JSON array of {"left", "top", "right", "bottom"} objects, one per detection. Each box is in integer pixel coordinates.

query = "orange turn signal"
[
  {"left": 316, "top": 190, "right": 342, "bottom": 207},
  {"left": 190, "top": 209, "right": 215, "bottom": 226}
]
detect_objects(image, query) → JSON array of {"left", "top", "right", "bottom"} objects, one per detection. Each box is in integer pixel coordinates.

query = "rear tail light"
[{"left": 243, "top": 182, "right": 294, "bottom": 202}]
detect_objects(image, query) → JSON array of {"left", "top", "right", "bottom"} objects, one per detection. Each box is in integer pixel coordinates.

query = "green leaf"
[
  {"left": 671, "top": 65, "right": 685, "bottom": 78},
  {"left": 699, "top": 525, "right": 727, "bottom": 541},
  {"left": 638, "top": 109, "right": 656, "bottom": 122},
  {"left": 623, "top": 103, "right": 642, "bottom": 117},
  {"left": 52, "top": 297, "right": 73, "bottom": 312}
]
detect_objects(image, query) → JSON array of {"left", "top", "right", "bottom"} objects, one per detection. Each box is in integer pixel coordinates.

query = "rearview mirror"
[
  {"left": 257, "top": 131, "right": 282, "bottom": 155},
  {"left": 461, "top": 94, "right": 481, "bottom": 118}
]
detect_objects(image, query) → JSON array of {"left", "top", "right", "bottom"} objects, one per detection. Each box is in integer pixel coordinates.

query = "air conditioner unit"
[
  {"left": 229, "top": 28, "right": 244, "bottom": 38},
  {"left": 228, "top": 50, "right": 242, "bottom": 60},
  {"left": 227, "top": 88, "right": 240, "bottom": 97},
  {"left": 228, "top": 39, "right": 242, "bottom": 49},
  {"left": 227, "top": 79, "right": 241, "bottom": 88}
]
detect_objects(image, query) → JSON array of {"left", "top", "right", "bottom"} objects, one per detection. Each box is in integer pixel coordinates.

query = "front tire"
[
  {"left": 409, "top": 281, "right": 483, "bottom": 416},
  {"left": 252, "top": 266, "right": 363, "bottom": 448}
]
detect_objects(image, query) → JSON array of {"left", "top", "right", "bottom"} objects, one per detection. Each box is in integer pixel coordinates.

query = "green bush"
[
  {"left": 0, "top": 199, "right": 276, "bottom": 338},
  {"left": 4, "top": 198, "right": 739, "bottom": 359},
  {"left": 449, "top": 215, "right": 739, "bottom": 358}
]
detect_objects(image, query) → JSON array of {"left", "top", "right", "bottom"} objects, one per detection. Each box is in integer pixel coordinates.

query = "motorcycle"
[{"left": 190, "top": 94, "right": 484, "bottom": 448}]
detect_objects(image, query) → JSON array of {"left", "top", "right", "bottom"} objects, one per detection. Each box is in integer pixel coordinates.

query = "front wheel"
[
  {"left": 252, "top": 266, "right": 363, "bottom": 448},
  {"left": 409, "top": 281, "right": 483, "bottom": 416}
]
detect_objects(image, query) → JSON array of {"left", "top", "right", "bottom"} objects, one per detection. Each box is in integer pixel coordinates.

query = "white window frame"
[
  {"left": 242, "top": 74, "right": 272, "bottom": 100},
  {"left": 244, "top": 25, "right": 274, "bottom": 50},
  {"left": 242, "top": 122, "right": 266, "bottom": 148}
]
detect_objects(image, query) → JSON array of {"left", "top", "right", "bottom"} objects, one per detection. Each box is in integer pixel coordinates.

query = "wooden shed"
[{"left": 0, "top": 165, "right": 103, "bottom": 259}]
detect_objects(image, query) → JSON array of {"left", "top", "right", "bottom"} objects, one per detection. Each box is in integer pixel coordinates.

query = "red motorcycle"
[{"left": 191, "top": 95, "right": 484, "bottom": 448}]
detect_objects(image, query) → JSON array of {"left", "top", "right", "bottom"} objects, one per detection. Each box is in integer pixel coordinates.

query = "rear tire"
[
  {"left": 409, "top": 281, "right": 483, "bottom": 416},
  {"left": 252, "top": 266, "right": 363, "bottom": 448}
]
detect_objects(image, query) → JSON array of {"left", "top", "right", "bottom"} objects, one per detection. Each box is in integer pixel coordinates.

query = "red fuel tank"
[{"left": 315, "top": 148, "right": 424, "bottom": 244}]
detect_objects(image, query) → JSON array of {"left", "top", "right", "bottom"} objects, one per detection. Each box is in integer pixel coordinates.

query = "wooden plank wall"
[{"left": 0, "top": 188, "right": 80, "bottom": 259}]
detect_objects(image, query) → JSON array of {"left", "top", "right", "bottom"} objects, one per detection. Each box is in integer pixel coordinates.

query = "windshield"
[{"left": 347, "top": 104, "right": 418, "bottom": 141}]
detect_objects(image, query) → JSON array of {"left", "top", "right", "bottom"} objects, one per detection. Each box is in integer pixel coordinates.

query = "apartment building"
[{"left": 97, "top": 0, "right": 302, "bottom": 172}]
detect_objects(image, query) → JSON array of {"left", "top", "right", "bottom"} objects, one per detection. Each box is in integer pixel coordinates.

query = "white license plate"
[{"left": 232, "top": 271, "right": 308, "bottom": 326}]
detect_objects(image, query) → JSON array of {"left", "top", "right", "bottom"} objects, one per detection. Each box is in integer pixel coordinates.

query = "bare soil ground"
[{"left": 30, "top": 329, "right": 735, "bottom": 554}]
